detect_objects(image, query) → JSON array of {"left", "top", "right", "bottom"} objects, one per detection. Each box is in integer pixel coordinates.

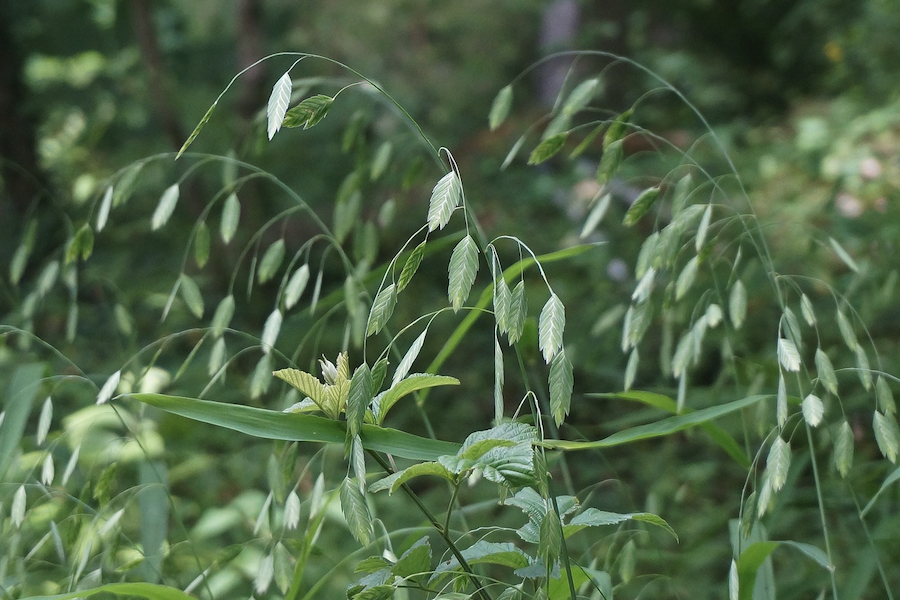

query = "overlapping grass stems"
[{"left": 2, "top": 51, "right": 898, "bottom": 600}]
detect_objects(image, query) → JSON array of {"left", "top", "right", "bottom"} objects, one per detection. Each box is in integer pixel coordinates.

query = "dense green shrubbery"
[{"left": 3, "top": 48, "right": 899, "bottom": 600}]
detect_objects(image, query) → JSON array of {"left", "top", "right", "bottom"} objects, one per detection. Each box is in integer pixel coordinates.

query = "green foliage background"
[{"left": 2, "top": 2, "right": 900, "bottom": 600}]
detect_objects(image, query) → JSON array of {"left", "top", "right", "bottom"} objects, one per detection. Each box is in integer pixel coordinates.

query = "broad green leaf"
[
  {"left": 777, "top": 338, "right": 801, "bottom": 372},
  {"left": 828, "top": 236, "right": 859, "bottom": 273},
  {"left": 580, "top": 192, "right": 611, "bottom": 238},
  {"left": 347, "top": 364, "right": 373, "bottom": 439},
  {"left": 426, "top": 171, "right": 462, "bottom": 232},
  {"left": 96, "top": 185, "right": 113, "bottom": 232},
  {"left": 854, "top": 345, "right": 872, "bottom": 390},
  {"left": 261, "top": 309, "right": 282, "bottom": 354},
  {"left": 538, "top": 293, "right": 565, "bottom": 363},
  {"left": 800, "top": 293, "right": 816, "bottom": 326},
  {"left": 283, "top": 94, "right": 333, "bottom": 129},
  {"left": 603, "top": 108, "right": 633, "bottom": 148},
  {"left": 194, "top": 221, "right": 210, "bottom": 268},
  {"left": 544, "top": 394, "right": 768, "bottom": 451},
  {"left": 624, "top": 348, "right": 639, "bottom": 391},
  {"left": 392, "top": 329, "right": 427, "bottom": 387},
  {"left": 528, "top": 132, "right": 568, "bottom": 165},
  {"left": 258, "top": 239, "right": 286, "bottom": 284},
  {"left": 370, "top": 462, "right": 455, "bottom": 495},
  {"left": 22, "top": 582, "right": 198, "bottom": 600},
  {"left": 392, "top": 536, "right": 432, "bottom": 579},
  {"left": 211, "top": 294, "right": 235, "bottom": 338},
  {"left": 767, "top": 437, "right": 790, "bottom": 492},
  {"left": 65, "top": 224, "right": 94, "bottom": 264},
  {"left": 151, "top": 184, "right": 180, "bottom": 230},
  {"left": 801, "top": 393, "right": 824, "bottom": 427},
  {"left": 489, "top": 85, "right": 513, "bottom": 130},
  {"left": 861, "top": 465, "right": 900, "bottom": 517},
  {"left": 876, "top": 376, "right": 896, "bottom": 414},
  {"left": 378, "top": 374, "right": 459, "bottom": 424},
  {"left": 566, "top": 508, "right": 677, "bottom": 541},
  {"left": 675, "top": 256, "right": 700, "bottom": 300},
  {"left": 177, "top": 102, "right": 216, "bottom": 159},
  {"left": 623, "top": 187, "right": 661, "bottom": 227},
  {"left": 370, "top": 140, "right": 393, "bottom": 180},
  {"left": 267, "top": 72, "right": 293, "bottom": 140},
  {"left": 814, "top": 348, "right": 838, "bottom": 396},
  {"left": 836, "top": 308, "right": 858, "bottom": 350},
  {"left": 178, "top": 274, "right": 204, "bottom": 319},
  {"left": 448, "top": 235, "right": 479, "bottom": 312},
  {"left": 549, "top": 350, "right": 573, "bottom": 426},
  {"left": 596, "top": 139, "right": 623, "bottom": 187},
  {"left": 129, "top": 392, "right": 461, "bottom": 460},
  {"left": 340, "top": 477, "right": 373, "bottom": 546},
  {"left": 220, "top": 193, "right": 240, "bottom": 244},
  {"left": 284, "top": 264, "right": 310, "bottom": 310},
  {"left": 398, "top": 241, "right": 426, "bottom": 292},
  {"left": 833, "top": 421, "right": 853, "bottom": 478},
  {"left": 563, "top": 78, "right": 599, "bottom": 114},
  {"left": 367, "top": 284, "right": 397, "bottom": 336},
  {"left": 873, "top": 410, "right": 900, "bottom": 463},
  {"left": 430, "top": 542, "right": 529, "bottom": 584}
]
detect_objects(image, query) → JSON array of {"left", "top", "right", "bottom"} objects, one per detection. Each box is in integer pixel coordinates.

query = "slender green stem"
[
  {"left": 368, "top": 451, "right": 493, "bottom": 600},
  {"left": 805, "top": 425, "right": 839, "bottom": 599}
]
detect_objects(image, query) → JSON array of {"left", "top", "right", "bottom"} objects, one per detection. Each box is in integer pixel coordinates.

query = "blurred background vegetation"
[{"left": 2, "top": 1, "right": 899, "bottom": 599}]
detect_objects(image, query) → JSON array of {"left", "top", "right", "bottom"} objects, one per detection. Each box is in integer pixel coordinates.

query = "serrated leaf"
[
  {"left": 258, "top": 240, "right": 285, "bottom": 284},
  {"left": 854, "top": 345, "right": 872, "bottom": 390},
  {"left": 284, "top": 264, "right": 310, "bottom": 310},
  {"left": 801, "top": 393, "right": 824, "bottom": 427},
  {"left": 273, "top": 369, "right": 327, "bottom": 407},
  {"left": 828, "top": 236, "right": 859, "bottom": 273},
  {"left": 220, "top": 193, "right": 241, "bottom": 244},
  {"left": 426, "top": 171, "right": 461, "bottom": 232},
  {"left": 151, "top": 184, "right": 180, "bottom": 231},
  {"left": 448, "top": 235, "right": 479, "bottom": 313},
  {"left": 873, "top": 410, "right": 900, "bottom": 463},
  {"left": 696, "top": 204, "right": 713, "bottom": 251},
  {"left": 834, "top": 421, "right": 853, "bottom": 478},
  {"left": 800, "top": 293, "right": 816, "bottom": 326},
  {"left": 96, "top": 186, "right": 113, "bottom": 232},
  {"left": 398, "top": 241, "right": 426, "bottom": 292},
  {"left": 267, "top": 72, "right": 293, "bottom": 140},
  {"left": 340, "top": 477, "right": 373, "bottom": 546},
  {"left": 596, "top": 139, "right": 623, "bottom": 187},
  {"left": 528, "top": 132, "right": 568, "bottom": 165},
  {"left": 366, "top": 284, "right": 396, "bottom": 336},
  {"left": 623, "top": 187, "right": 661, "bottom": 227},
  {"left": 814, "top": 348, "right": 838, "bottom": 396},
  {"left": 379, "top": 374, "right": 459, "bottom": 424},
  {"left": 347, "top": 364, "right": 373, "bottom": 439},
  {"left": 777, "top": 338, "right": 801, "bottom": 372},
  {"left": 392, "top": 330, "right": 427, "bottom": 387},
  {"left": 178, "top": 102, "right": 217, "bottom": 159},
  {"left": 193, "top": 222, "right": 210, "bottom": 268},
  {"left": 675, "top": 256, "right": 700, "bottom": 301},
  {"left": 539, "top": 294, "right": 565, "bottom": 363},
  {"left": 489, "top": 85, "right": 513, "bottom": 130},
  {"left": 567, "top": 508, "right": 678, "bottom": 541},
  {"left": 508, "top": 280, "right": 527, "bottom": 345},
  {"left": 767, "top": 437, "right": 791, "bottom": 492},
  {"left": 836, "top": 308, "right": 858, "bottom": 351},
  {"left": 392, "top": 536, "right": 432, "bottom": 579},
  {"left": 211, "top": 294, "right": 235, "bottom": 338},
  {"left": 604, "top": 108, "right": 633, "bottom": 148},
  {"left": 178, "top": 274, "right": 204, "bottom": 319},
  {"left": 549, "top": 350, "right": 573, "bottom": 426},
  {"left": 877, "top": 376, "right": 896, "bottom": 414},
  {"left": 283, "top": 94, "right": 334, "bottom": 129},
  {"left": 539, "top": 509, "right": 562, "bottom": 567},
  {"left": 370, "top": 462, "right": 455, "bottom": 495},
  {"left": 261, "top": 309, "right": 282, "bottom": 354}
]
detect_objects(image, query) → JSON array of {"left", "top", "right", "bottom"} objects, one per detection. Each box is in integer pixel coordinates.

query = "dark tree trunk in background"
[
  {"left": 131, "top": 0, "right": 186, "bottom": 150},
  {"left": 236, "top": 0, "right": 266, "bottom": 130},
  {"left": 0, "top": 3, "right": 48, "bottom": 220},
  {"left": 537, "top": 0, "right": 581, "bottom": 107}
]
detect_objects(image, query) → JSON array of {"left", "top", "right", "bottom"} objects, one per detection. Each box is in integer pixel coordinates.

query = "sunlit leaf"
[
  {"left": 563, "top": 78, "right": 599, "bottom": 115},
  {"left": 448, "top": 235, "right": 479, "bottom": 312},
  {"left": 873, "top": 410, "right": 900, "bottom": 463},
  {"left": 283, "top": 94, "right": 334, "bottom": 129},
  {"left": 828, "top": 236, "right": 859, "bottom": 273},
  {"left": 96, "top": 185, "right": 113, "bottom": 232},
  {"left": 267, "top": 72, "right": 293, "bottom": 140},
  {"left": 767, "top": 437, "right": 791, "bottom": 492},
  {"left": 284, "top": 264, "right": 310, "bottom": 310},
  {"left": 367, "top": 284, "right": 397, "bottom": 336},
  {"left": 151, "top": 184, "right": 180, "bottom": 231},
  {"left": 426, "top": 171, "right": 462, "bottom": 232},
  {"left": 489, "top": 85, "right": 513, "bottom": 130},
  {"left": 178, "top": 274, "right": 204, "bottom": 319},
  {"left": 211, "top": 294, "right": 235, "bottom": 338},
  {"left": 675, "top": 256, "right": 699, "bottom": 301},
  {"left": 580, "top": 192, "right": 611, "bottom": 238},
  {"left": 624, "top": 348, "right": 639, "bottom": 391},
  {"left": 800, "top": 293, "right": 816, "bottom": 326},
  {"left": 801, "top": 393, "right": 824, "bottom": 427},
  {"left": 549, "top": 350, "right": 573, "bottom": 426},
  {"left": 398, "top": 241, "right": 426, "bottom": 293},
  {"left": 220, "top": 193, "right": 240, "bottom": 244},
  {"left": 528, "top": 132, "right": 568, "bottom": 165},
  {"left": 539, "top": 293, "right": 565, "bottom": 363},
  {"left": 777, "top": 372, "right": 788, "bottom": 427},
  {"left": 96, "top": 371, "right": 121, "bottom": 405},
  {"left": 696, "top": 204, "right": 713, "bottom": 251},
  {"left": 623, "top": 187, "right": 661, "bottom": 227},
  {"left": 261, "top": 309, "right": 282, "bottom": 354},
  {"left": 340, "top": 477, "right": 373, "bottom": 546},
  {"left": 777, "top": 338, "right": 801, "bottom": 372}
]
